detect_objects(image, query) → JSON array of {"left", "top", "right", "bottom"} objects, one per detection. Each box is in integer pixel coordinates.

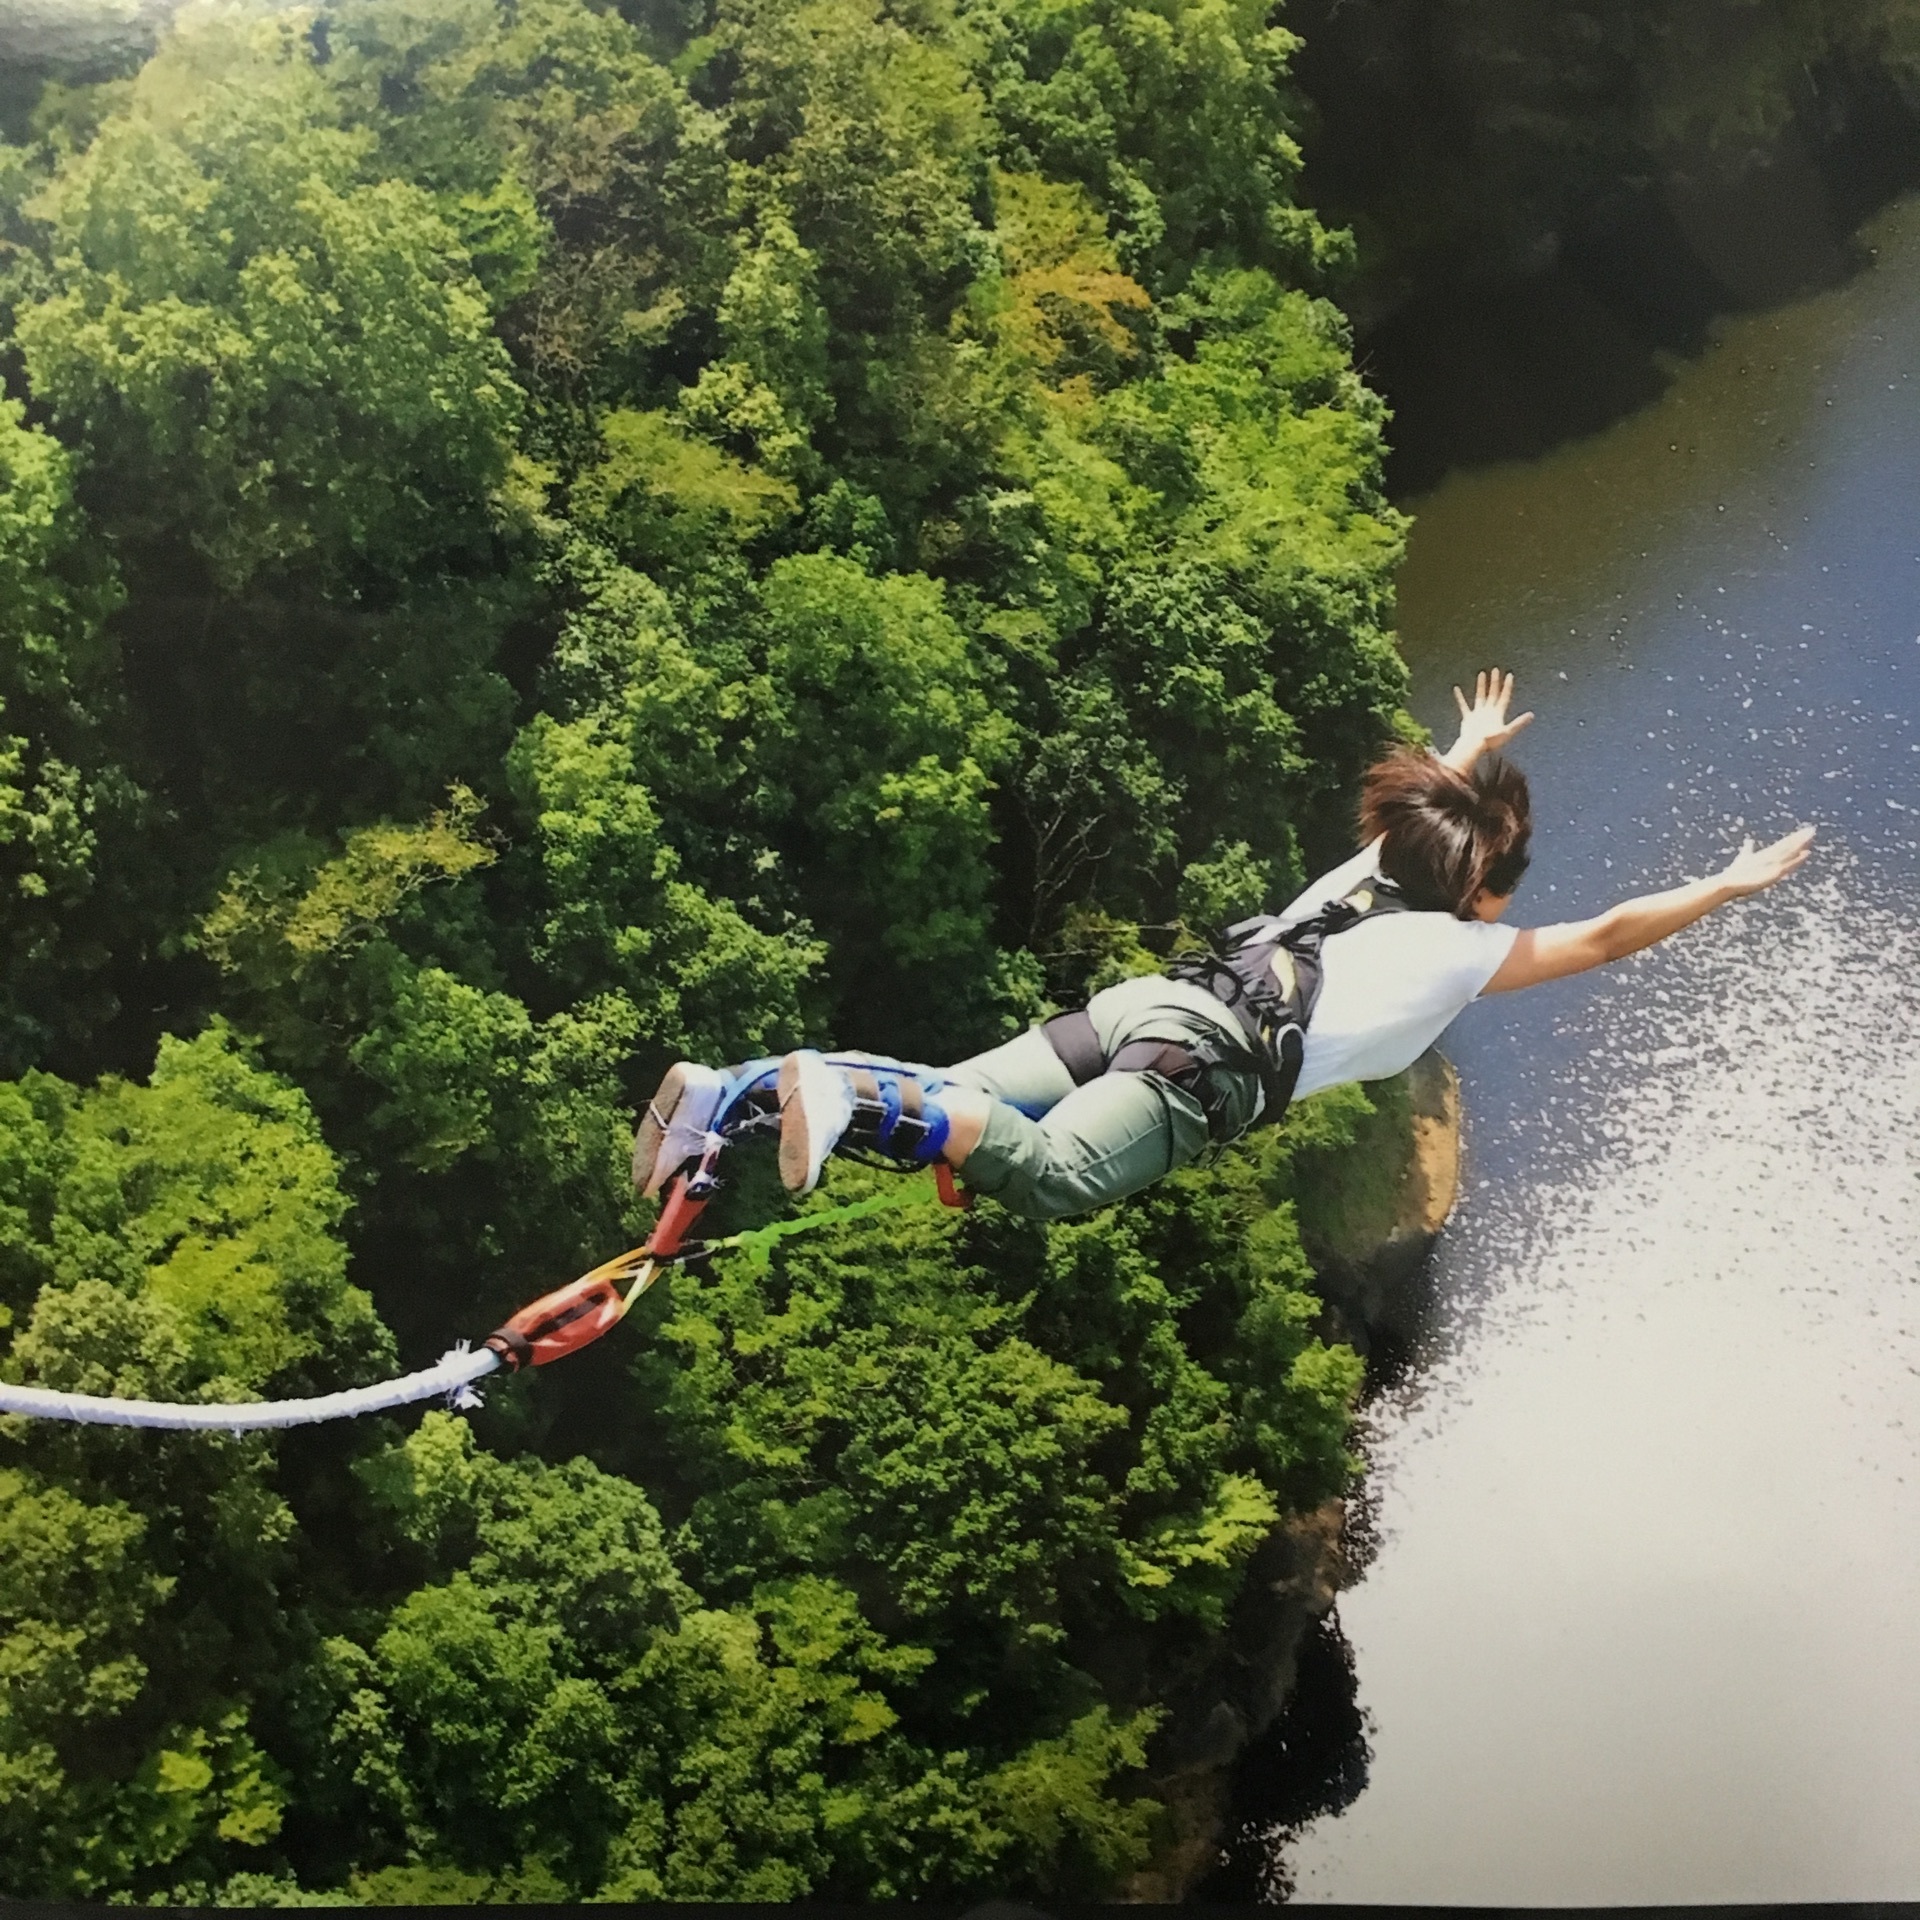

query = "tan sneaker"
[
  {"left": 632, "top": 1061, "right": 728, "bottom": 1196},
  {"left": 776, "top": 1050, "right": 854, "bottom": 1192}
]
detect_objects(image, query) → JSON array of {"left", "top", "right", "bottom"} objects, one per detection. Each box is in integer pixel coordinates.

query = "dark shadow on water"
[
  {"left": 1361, "top": 150, "right": 1894, "bottom": 497},
  {"left": 1195, "top": 1614, "right": 1373, "bottom": 1904},
  {"left": 1321, "top": 1252, "right": 1442, "bottom": 1403},
  {"left": 1289, "top": 16, "right": 1920, "bottom": 498}
]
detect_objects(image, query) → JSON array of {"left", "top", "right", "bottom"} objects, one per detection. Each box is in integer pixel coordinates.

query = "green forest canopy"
[{"left": 0, "top": 0, "right": 1410, "bottom": 1898}]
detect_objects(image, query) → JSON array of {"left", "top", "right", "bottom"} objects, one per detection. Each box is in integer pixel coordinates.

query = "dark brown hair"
[{"left": 1358, "top": 748, "right": 1532, "bottom": 917}]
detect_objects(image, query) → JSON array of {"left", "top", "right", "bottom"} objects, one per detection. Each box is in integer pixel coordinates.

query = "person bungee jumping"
[{"left": 633, "top": 671, "right": 1815, "bottom": 1224}]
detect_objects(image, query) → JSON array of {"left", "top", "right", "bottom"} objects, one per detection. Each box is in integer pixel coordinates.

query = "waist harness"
[{"left": 1042, "top": 879, "right": 1417, "bottom": 1138}]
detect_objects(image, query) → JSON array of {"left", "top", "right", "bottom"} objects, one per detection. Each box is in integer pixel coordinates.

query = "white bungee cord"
[
  {"left": 0, "top": 1344, "right": 501, "bottom": 1432},
  {"left": 0, "top": 1134, "right": 965, "bottom": 1435},
  {"left": 0, "top": 1205, "right": 694, "bottom": 1434}
]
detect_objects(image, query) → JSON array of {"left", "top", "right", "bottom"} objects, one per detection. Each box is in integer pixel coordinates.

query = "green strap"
[{"left": 699, "top": 1175, "right": 949, "bottom": 1274}]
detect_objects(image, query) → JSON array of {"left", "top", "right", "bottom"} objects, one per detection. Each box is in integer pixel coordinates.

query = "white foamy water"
[
  {"left": 1284, "top": 864, "right": 1920, "bottom": 1901},
  {"left": 1253, "top": 197, "right": 1920, "bottom": 1904}
]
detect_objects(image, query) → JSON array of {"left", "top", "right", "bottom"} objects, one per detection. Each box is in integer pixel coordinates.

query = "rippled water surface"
[{"left": 1265, "top": 197, "right": 1920, "bottom": 1903}]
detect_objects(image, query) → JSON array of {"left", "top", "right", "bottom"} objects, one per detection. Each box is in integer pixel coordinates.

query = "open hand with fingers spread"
[
  {"left": 1719, "top": 825, "right": 1817, "bottom": 897},
  {"left": 1443, "top": 668, "right": 1535, "bottom": 773}
]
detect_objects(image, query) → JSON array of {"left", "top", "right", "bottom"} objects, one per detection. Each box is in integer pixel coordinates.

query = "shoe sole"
[
  {"left": 632, "top": 1062, "right": 708, "bottom": 1196},
  {"left": 777, "top": 1053, "right": 831, "bottom": 1193}
]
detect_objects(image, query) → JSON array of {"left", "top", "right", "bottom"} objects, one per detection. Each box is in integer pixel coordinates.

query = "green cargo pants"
[{"left": 939, "top": 974, "right": 1264, "bottom": 1222}]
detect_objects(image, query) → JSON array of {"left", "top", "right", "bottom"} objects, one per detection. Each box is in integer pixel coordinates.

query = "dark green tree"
[{"left": 0, "top": 0, "right": 1417, "bottom": 1895}]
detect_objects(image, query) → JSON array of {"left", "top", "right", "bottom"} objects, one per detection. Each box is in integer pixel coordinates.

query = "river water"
[{"left": 1247, "top": 196, "right": 1920, "bottom": 1903}]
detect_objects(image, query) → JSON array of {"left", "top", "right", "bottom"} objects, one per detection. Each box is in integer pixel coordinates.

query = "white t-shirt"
[{"left": 1275, "top": 840, "right": 1517, "bottom": 1099}]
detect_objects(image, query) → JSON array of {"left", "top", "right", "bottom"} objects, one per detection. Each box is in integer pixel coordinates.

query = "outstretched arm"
[
  {"left": 1483, "top": 827, "right": 1816, "bottom": 994},
  {"left": 1440, "top": 668, "right": 1534, "bottom": 774}
]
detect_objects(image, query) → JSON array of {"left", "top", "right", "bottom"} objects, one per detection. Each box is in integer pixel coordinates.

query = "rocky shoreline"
[{"left": 1120, "top": 1050, "right": 1462, "bottom": 1901}]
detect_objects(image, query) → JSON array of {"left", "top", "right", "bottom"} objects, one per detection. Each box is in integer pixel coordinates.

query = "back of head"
[{"left": 1358, "top": 747, "right": 1532, "bottom": 917}]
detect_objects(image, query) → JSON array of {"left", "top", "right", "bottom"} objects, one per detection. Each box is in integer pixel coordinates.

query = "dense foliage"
[{"left": 0, "top": 0, "right": 1407, "bottom": 1897}]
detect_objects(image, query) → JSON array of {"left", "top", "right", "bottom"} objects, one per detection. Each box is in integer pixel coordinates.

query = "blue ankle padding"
[
  {"left": 873, "top": 1076, "right": 903, "bottom": 1149},
  {"left": 712, "top": 1054, "right": 951, "bottom": 1152},
  {"left": 836, "top": 1060, "right": 949, "bottom": 1162},
  {"left": 912, "top": 1102, "right": 951, "bottom": 1162}
]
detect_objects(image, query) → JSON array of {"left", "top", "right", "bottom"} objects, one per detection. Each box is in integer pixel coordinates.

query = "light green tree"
[{"left": 0, "top": 1026, "right": 381, "bottom": 1899}]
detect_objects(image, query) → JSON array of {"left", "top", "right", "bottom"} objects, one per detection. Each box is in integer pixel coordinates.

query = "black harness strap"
[
  {"left": 1108, "top": 1038, "right": 1218, "bottom": 1091},
  {"left": 1041, "top": 1021, "right": 1242, "bottom": 1140},
  {"left": 1168, "top": 879, "right": 1415, "bottom": 1124},
  {"left": 1038, "top": 878, "right": 1426, "bottom": 1140},
  {"left": 1041, "top": 1009, "right": 1106, "bottom": 1086}
]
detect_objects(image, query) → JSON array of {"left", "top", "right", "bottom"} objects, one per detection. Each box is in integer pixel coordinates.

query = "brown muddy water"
[{"left": 1234, "top": 195, "right": 1920, "bottom": 1903}]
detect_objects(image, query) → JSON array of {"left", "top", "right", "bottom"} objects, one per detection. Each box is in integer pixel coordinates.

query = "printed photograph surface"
[{"left": 0, "top": 0, "right": 1915, "bottom": 1906}]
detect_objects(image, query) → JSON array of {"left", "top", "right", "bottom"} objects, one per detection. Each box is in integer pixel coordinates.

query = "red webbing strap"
[
  {"left": 649, "top": 1176, "right": 710, "bottom": 1258},
  {"left": 486, "top": 1274, "right": 626, "bottom": 1369}
]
